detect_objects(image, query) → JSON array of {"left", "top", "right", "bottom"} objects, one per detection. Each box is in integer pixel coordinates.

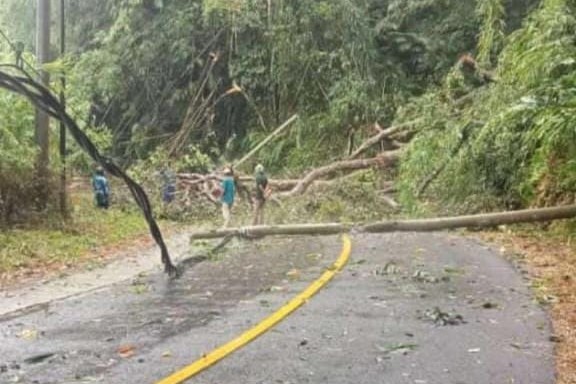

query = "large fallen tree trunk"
[
  {"left": 189, "top": 205, "right": 576, "bottom": 241},
  {"left": 237, "top": 170, "right": 384, "bottom": 192},
  {"left": 363, "top": 205, "right": 576, "bottom": 232},
  {"left": 282, "top": 152, "right": 400, "bottom": 197},
  {"left": 177, "top": 174, "right": 380, "bottom": 193},
  {"left": 190, "top": 223, "right": 349, "bottom": 240}
]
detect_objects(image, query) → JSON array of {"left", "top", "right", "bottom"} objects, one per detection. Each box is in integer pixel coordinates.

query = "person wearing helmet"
[
  {"left": 92, "top": 166, "right": 110, "bottom": 209},
  {"left": 252, "top": 163, "right": 269, "bottom": 225}
]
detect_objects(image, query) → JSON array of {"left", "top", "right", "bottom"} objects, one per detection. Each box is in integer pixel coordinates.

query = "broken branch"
[
  {"left": 348, "top": 119, "right": 421, "bottom": 159},
  {"left": 234, "top": 114, "right": 299, "bottom": 169},
  {"left": 282, "top": 152, "right": 400, "bottom": 197}
]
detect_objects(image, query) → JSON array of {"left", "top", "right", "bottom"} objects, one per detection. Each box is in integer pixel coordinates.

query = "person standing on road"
[
  {"left": 92, "top": 166, "right": 110, "bottom": 209},
  {"left": 252, "top": 164, "right": 269, "bottom": 226},
  {"left": 220, "top": 165, "right": 236, "bottom": 228}
]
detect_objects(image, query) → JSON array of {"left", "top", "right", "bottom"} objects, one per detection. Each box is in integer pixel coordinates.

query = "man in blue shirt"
[
  {"left": 220, "top": 166, "right": 235, "bottom": 228},
  {"left": 92, "top": 167, "right": 110, "bottom": 209}
]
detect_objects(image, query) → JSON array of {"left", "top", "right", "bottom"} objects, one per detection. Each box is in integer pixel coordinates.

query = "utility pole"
[
  {"left": 59, "top": 0, "right": 68, "bottom": 216},
  {"left": 35, "top": 0, "right": 51, "bottom": 209}
]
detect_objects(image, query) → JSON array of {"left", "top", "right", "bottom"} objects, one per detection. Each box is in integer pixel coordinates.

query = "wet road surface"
[{"left": 0, "top": 233, "right": 554, "bottom": 384}]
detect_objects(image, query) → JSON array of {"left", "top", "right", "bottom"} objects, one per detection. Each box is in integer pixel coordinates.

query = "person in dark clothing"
[
  {"left": 92, "top": 167, "right": 110, "bottom": 209},
  {"left": 160, "top": 168, "right": 176, "bottom": 204}
]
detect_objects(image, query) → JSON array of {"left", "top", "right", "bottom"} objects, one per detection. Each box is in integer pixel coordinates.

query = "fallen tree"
[
  {"left": 362, "top": 204, "right": 576, "bottom": 233},
  {"left": 190, "top": 223, "right": 349, "bottom": 240},
  {"left": 188, "top": 205, "right": 576, "bottom": 240},
  {"left": 282, "top": 152, "right": 400, "bottom": 197},
  {"left": 238, "top": 170, "right": 384, "bottom": 192},
  {"left": 348, "top": 119, "right": 420, "bottom": 159}
]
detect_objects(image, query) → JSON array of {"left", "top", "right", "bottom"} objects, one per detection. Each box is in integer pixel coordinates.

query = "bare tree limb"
[
  {"left": 379, "top": 194, "right": 400, "bottom": 210},
  {"left": 234, "top": 114, "right": 299, "bottom": 169},
  {"left": 282, "top": 152, "right": 400, "bottom": 197},
  {"left": 348, "top": 119, "right": 421, "bottom": 159}
]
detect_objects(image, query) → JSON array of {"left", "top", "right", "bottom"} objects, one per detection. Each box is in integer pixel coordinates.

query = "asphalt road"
[{"left": 0, "top": 233, "right": 554, "bottom": 384}]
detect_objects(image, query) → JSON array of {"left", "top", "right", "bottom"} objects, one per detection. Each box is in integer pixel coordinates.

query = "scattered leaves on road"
[
  {"left": 419, "top": 307, "right": 466, "bottom": 326},
  {"left": 286, "top": 269, "right": 300, "bottom": 280},
  {"left": 19, "top": 328, "right": 38, "bottom": 340},
  {"left": 118, "top": 345, "right": 136, "bottom": 358}
]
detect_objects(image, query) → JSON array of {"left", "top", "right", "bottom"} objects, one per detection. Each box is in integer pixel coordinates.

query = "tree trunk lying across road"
[
  {"left": 190, "top": 223, "right": 350, "bottom": 240},
  {"left": 189, "top": 205, "right": 576, "bottom": 241},
  {"left": 362, "top": 204, "right": 576, "bottom": 232}
]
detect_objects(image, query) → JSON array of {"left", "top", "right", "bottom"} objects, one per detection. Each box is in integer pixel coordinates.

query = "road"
[{"left": 0, "top": 233, "right": 554, "bottom": 384}]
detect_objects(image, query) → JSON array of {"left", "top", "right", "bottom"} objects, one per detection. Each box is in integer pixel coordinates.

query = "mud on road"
[{"left": 0, "top": 233, "right": 554, "bottom": 384}]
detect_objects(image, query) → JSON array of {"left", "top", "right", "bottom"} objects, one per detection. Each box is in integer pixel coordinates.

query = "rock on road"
[{"left": 0, "top": 233, "right": 554, "bottom": 384}]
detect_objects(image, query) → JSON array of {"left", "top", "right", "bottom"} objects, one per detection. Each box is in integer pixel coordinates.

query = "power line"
[{"left": 0, "top": 68, "right": 179, "bottom": 276}]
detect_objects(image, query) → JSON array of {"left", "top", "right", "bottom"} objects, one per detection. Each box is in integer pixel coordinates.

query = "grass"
[{"left": 0, "top": 192, "right": 161, "bottom": 286}]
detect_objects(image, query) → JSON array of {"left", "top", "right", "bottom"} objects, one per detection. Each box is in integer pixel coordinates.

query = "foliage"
[
  {"left": 476, "top": 0, "right": 506, "bottom": 66},
  {"left": 0, "top": 0, "right": 571, "bottom": 227},
  {"left": 0, "top": 89, "right": 45, "bottom": 223},
  {"left": 398, "top": 0, "right": 576, "bottom": 212},
  {"left": 1, "top": 0, "right": 501, "bottom": 169}
]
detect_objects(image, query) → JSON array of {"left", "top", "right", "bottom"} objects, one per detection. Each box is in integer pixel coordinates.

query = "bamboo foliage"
[{"left": 476, "top": 0, "right": 506, "bottom": 67}]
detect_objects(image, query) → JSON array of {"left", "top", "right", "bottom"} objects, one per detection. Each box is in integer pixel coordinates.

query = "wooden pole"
[
  {"left": 234, "top": 114, "right": 298, "bottom": 169},
  {"left": 35, "top": 0, "right": 51, "bottom": 209},
  {"left": 59, "top": 0, "right": 68, "bottom": 217}
]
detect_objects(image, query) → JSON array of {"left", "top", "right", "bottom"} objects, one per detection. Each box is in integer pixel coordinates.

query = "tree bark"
[
  {"left": 282, "top": 152, "right": 400, "bottom": 197},
  {"left": 239, "top": 170, "right": 377, "bottom": 191},
  {"left": 363, "top": 205, "right": 576, "bottom": 233},
  {"left": 190, "top": 223, "right": 349, "bottom": 241},
  {"left": 189, "top": 205, "right": 576, "bottom": 241},
  {"left": 35, "top": 0, "right": 51, "bottom": 209}
]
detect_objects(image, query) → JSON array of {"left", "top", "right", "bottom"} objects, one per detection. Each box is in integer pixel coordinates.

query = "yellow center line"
[{"left": 156, "top": 234, "right": 352, "bottom": 384}]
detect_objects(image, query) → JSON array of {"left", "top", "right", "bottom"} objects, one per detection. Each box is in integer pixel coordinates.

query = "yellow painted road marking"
[{"left": 156, "top": 234, "right": 352, "bottom": 384}]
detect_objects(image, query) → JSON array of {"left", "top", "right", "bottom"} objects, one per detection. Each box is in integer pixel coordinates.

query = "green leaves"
[
  {"left": 399, "top": 0, "right": 576, "bottom": 212},
  {"left": 476, "top": 0, "right": 506, "bottom": 66}
]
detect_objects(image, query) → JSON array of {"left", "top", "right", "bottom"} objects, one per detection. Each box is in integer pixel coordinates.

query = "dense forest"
[{"left": 0, "top": 0, "right": 574, "bottom": 223}]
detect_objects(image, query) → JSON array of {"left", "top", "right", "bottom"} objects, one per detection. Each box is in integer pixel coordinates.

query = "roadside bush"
[{"left": 0, "top": 91, "right": 58, "bottom": 224}]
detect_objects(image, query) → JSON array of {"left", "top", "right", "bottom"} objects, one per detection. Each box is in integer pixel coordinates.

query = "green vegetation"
[
  {"left": 0, "top": 0, "right": 574, "bottom": 277},
  {"left": 0, "top": 193, "right": 149, "bottom": 277},
  {"left": 397, "top": 0, "right": 576, "bottom": 214}
]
